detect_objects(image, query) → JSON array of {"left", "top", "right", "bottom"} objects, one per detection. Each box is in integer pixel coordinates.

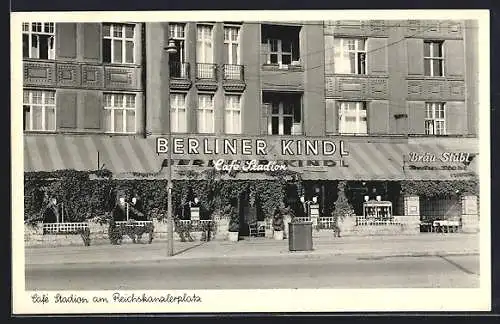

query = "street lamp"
[{"left": 164, "top": 38, "right": 178, "bottom": 257}]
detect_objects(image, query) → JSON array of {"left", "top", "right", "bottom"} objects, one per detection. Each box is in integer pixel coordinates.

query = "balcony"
[
  {"left": 195, "top": 63, "right": 218, "bottom": 91},
  {"left": 169, "top": 61, "right": 191, "bottom": 90},
  {"left": 196, "top": 63, "right": 217, "bottom": 80},
  {"left": 222, "top": 64, "right": 246, "bottom": 92}
]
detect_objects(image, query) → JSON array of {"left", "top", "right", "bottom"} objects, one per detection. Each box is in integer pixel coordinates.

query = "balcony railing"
[
  {"left": 196, "top": 63, "right": 217, "bottom": 80},
  {"left": 223, "top": 64, "right": 244, "bottom": 81},
  {"left": 169, "top": 61, "right": 190, "bottom": 79}
]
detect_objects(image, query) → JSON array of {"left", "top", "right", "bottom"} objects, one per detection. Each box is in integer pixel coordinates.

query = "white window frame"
[
  {"left": 103, "top": 93, "right": 137, "bottom": 133},
  {"left": 425, "top": 102, "right": 446, "bottom": 135},
  {"left": 197, "top": 94, "right": 215, "bottom": 134},
  {"left": 169, "top": 23, "right": 186, "bottom": 62},
  {"left": 22, "top": 22, "right": 55, "bottom": 59},
  {"left": 223, "top": 25, "right": 240, "bottom": 65},
  {"left": 170, "top": 93, "right": 187, "bottom": 133},
  {"left": 268, "top": 101, "right": 296, "bottom": 135},
  {"left": 424, "top": 41, "right": 444, "bottom": 77},
  {"left": 196, "top": 24, "right": 214, "bottom": 63},
  {"left": 334, "top": 38, "right": 366, "bottom": 75},
  {"left": 265, "top": 38, "right": 293, "bottom": 66},
  {"left": 23, "top": 89, "right": 56, "bottom": 132},
  {"left": 338, "top": 101, "right": 368, "bottom": 135},
  {"left": 103, "top": 23, "right": 136, "bottom": 64},
  {"left": 225, "top": 94, "right": 242, "bottom": 134}
]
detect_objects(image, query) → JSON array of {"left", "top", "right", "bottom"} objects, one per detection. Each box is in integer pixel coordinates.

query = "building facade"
[{"left": 22, "top": 20, "right": 480, "bottom": 234}]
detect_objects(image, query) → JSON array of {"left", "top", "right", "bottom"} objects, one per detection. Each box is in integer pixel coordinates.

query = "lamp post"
[{"left": 165, "top": 38, "right": 177, "bottom": 257}]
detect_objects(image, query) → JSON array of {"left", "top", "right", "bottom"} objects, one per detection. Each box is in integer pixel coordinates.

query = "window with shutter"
[
  {"left": 22, "top": 22, "right": 55, "bottom": 59},
  {"left": 102, "top": 23, "right": 136, "bottom": 64},
  {"left": 103, "top": 93, "right": 137, "bottom": 133},
  {"left": 23, "top": 89, "right": 56, "bottom": 131},
  {"left": 334, "top": 38, "right": 366, "bottom": 75}
]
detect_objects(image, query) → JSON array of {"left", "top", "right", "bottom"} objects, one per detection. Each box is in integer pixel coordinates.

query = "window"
[
  {"left": 224, "top": 26, "right": 240, "bottom": 64},
  {"left": 169, "top": 23, "right": 186, "bottom": 62},
  {"left": 338, "top": 101, "right": 367, "bottom": 134},
  {"left": 264, "top": 93, "right": 302, "bottom": 135},
  {"left": 424, "top": 41, "right": 444, "bottom": 77},
  {"left": 170, "top": 93, "right": 187, "bottom": 133},
  {"left": 334, "top": 38, "right": 366, "bottom": 74},
  {"left": 196, "top": 25, "right": 214, "bottom": 79},
  {"left": 225, "top": 95, "right": 242, "bottom": 134},
  {"left": 261, "top": 25, "right": 301, "bottom": 67},
  {"left": 425, "top": 102, "right": 446, "bottom": 135},
  {"left": 23, "top": 90, "right": 56, "bottom": 131},
  {"left": 169, "top": 24, "right": 187, "bottom": 78},
  {"left": 197, "top": 94, "right": 214, "bottom": 133},
  {"left": 22, "top": 22, "right": 55, "bottom": 59},
  {"left": 104, "top": 93, "right": 136, "bottom": 133},
  {"left": 197, "top": 25, "right": 214, "bottom": 63},
  {"left": 103, "top": 23, "right": 135, "bottom": 64}
]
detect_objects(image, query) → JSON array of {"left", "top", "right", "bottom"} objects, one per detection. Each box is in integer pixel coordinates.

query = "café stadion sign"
[{"left": 156, "top": 137, "right": 349, "bottom": 172}]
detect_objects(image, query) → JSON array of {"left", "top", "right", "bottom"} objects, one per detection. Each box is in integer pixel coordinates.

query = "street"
[{"left": 25, "top": 253, "right": 479, "bottom": 290}]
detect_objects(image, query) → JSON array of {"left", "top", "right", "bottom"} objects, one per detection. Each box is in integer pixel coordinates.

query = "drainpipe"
[{"left": 142, "top": 23, "right": 148, "bottom": 138}]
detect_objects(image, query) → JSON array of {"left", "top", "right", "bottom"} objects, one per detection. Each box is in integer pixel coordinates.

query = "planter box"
[
  {"left": 228, "top": 231, "right": 239, "bottom": 242},
  {"left": 273, "top": 230, "right": 284, "bottom": 240}
]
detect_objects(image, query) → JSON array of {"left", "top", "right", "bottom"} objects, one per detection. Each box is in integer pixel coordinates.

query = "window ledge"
[
  {"left": 262, "top": 64, "right": 304, "bottom": 72},
  {"left": 330, "top": 73, "right": 389, "bottom": 78},
  {"left": 406, "top": 75, "right": 463, "bottom": 81}
]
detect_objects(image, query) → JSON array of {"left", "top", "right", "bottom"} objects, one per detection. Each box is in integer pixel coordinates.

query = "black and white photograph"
[{"left": 11, "top": 9, "right": 491, "bottom": 313}]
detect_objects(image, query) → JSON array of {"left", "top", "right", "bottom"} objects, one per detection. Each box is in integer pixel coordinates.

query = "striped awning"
[{"left": 24, "top": 135, "right": 479, "bottom": 181}]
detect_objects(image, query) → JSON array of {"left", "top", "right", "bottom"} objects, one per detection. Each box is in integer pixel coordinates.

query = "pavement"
[
  {"left": 25, "top": 233, "right": 480, "bottom": 266},
  {"left": 25, "top": 254, "right": 480, "bottom": 290}
]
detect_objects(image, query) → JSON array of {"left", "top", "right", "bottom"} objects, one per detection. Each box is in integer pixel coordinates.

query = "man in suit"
[{"left": 43, "top": 197, "right": 60, "bottom": 223}]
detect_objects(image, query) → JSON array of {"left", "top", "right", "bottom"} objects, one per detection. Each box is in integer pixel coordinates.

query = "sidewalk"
[{"left": 25, "top": 233, "right": 480, "bottom": 266}]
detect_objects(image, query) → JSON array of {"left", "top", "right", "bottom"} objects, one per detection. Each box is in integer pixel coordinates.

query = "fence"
[
  {"left": 42, "top": 222, "right": 89, "bottom": 235},
  {"left": 177, "top": 219, "right": 214, "bottom": 231},
  {"left": 196, "top": 63, "right": 217, "bottom": 80},
  {"left": 115, "top": 220, "right": 153, "bottom": 227},
  {"left": 223, "top": 64, "right": 244, "bottom": 81},
  {"left": 318, "top": 217, "right": 336, "bottom": 229},
  {"left": 169, "top": 61, "right": 190, "bottom": 79},
  {"left": 355, "top": 216, "right": 400, "bottom": 226}
]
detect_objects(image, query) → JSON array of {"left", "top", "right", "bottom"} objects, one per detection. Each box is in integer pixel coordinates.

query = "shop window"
[
  {"left": 197, "top": 93, "right": 215, "bottom": 133},
  {"left": 103, "top": 23, "right": 135, "bottom": 64},
  {"left": 424, "top": 41, "right": 444, "bottom": 77},
  {"left": 425, "top": 102, "right": 446, "bottom": 135},
  {"left": 263, "top": 92, "right": 302, "bottom": 135},
  {"left": 170, "top": 93, "right": 187, "bottom": 133},
  {"left": 103, "top": 93, "right": 136, "bottom": 133},
  {"left": 23, "top": 89, "right": 56, "bottom": 132},
  {"left": 22, "top": 22, "right": 55, "bottom": 59},
  {"left": 261, "top": 24, "right": 301, "bottom": 67},
  {"left": 333, "top": 38, "right": 366, "bottom": 74},
  {"left": 337, "top": 101, "right": 367, "bottom": 135},
  {"left": 225, "top": 94, "right": 242, "bottom": 134}
]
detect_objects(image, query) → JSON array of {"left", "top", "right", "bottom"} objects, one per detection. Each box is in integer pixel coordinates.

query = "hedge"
[
  {"left": 24, "top": 169, "right": 292, "bottom": 223},
  {"left": 24, "top": 169, "right": 479, "bottom": 223}
]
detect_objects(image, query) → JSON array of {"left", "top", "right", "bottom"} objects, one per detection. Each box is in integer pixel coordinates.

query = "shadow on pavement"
[{"left": 173, "top": 241, "right": 207, "bottom": 256}]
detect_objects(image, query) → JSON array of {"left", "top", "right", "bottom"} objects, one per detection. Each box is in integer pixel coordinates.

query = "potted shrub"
[
  {"left": 333, "top": 181, "right": 356, "bottom": 237},
  {"left": 227, "top": 206, "right": 239, "bottom": 242},
  {"left": 272, "top": 208, "right": 285, "bottom": 240}
]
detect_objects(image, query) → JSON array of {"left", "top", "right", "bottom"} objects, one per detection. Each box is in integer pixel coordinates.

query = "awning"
[{"left": 24, "top": 135, "right": 478, "bottom": 181}]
